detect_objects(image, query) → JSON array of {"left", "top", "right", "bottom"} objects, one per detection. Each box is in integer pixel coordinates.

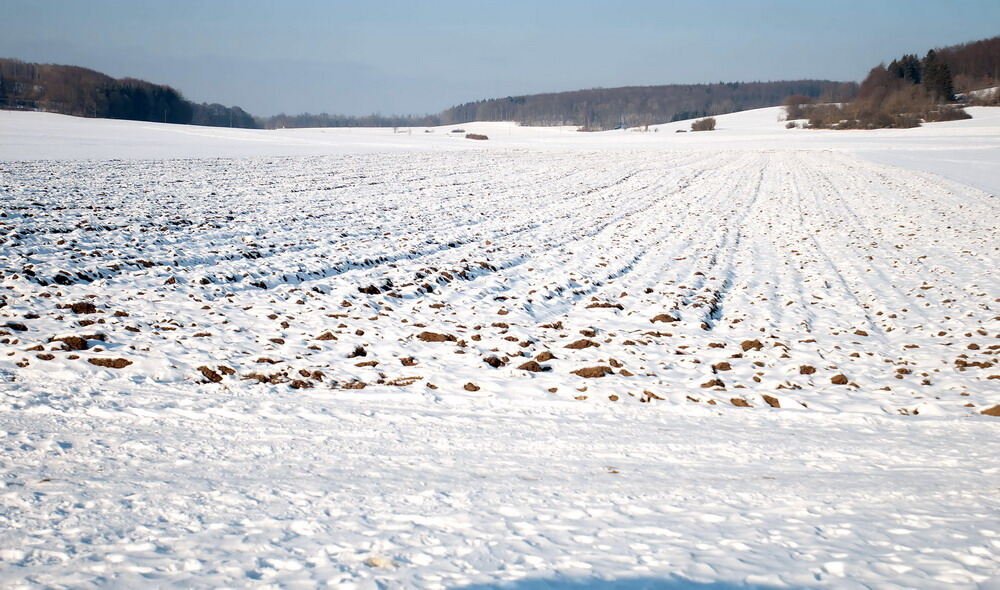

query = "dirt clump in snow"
[
  {"left": 68, "top": 302, "right": 98, "bottom": 314},
  {"left": 651, "top": 313, "right": 678, "bottom": 323},
  {"left": 572, "top": 366, "right": 613, "bottom": 378},
  {"left": 88, "top": 357, "right": 132, "bottom": 369},
  {"left": 565, "top": 339, "right": 599, "bottom": 349},
  {"left": 50, "top": 335, "right": 89, "bottom": 350},
  {"left": 517, "top": 360, "right": 549, "bottom": 372},
  {"left": 197, "top": 366, "right": 223, "bottom": 383},
  {"left": 417, "top": 331, "right": 456, "bottom": 342}
]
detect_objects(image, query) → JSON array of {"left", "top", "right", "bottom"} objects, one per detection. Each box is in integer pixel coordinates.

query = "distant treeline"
[
  {"left": 786, "top": 35, "right": 1000, "bottom": 129},
  {"left": 0, "top": 59, "right": 257, "bottom": 128},
  {"left": 437, "top": 80, "right": 858, "bottom": 130},
  {"left": 262, "top": 112, "right": 440, "bottom": 129}
]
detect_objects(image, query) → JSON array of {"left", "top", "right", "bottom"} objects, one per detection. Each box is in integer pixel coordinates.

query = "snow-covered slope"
[
  {"left": 5, "top": 106, "right": 1000, "bottom": 192},
  {"left": 0, "top": 108, "right": 998, "bottom": 588}
]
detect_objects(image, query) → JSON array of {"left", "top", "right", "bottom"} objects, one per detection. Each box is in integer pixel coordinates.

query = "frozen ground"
[{"left": 0, "top": 108, "right": 998, "bottom": 588}]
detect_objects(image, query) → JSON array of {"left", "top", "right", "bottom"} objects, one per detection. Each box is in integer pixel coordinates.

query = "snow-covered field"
[{"left": 1, "top": 108, "right": 998, "bottom": 588}]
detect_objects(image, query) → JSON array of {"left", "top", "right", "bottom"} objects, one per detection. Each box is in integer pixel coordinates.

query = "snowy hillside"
[{"left": 1, "top": 108, "right": 998, "bottom": 588}]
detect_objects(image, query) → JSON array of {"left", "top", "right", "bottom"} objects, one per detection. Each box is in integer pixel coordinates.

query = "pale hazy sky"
[{"left": 4, "top": 0, "right": 999, "bottom": 116}]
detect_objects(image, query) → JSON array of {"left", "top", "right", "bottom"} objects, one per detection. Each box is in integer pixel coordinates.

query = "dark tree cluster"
[
  {"left": 936, "top": 35, "right": 1000, "bottom": 97},
  {"left": 437, "top": 80, "right": 857, "bottom": 130},
  {"left": 193, "top": 103, "right": 256, "bottom": 128},
  {"left": 787, "top": 45, "right": 983, "bottom": 129},
  {"left": 0, "top": 58, "right": 257, "bottom": 128}
]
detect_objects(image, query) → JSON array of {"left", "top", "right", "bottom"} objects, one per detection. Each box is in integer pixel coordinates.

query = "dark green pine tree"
[{"left": 922, "top": 50, "right": 954, "bottom": 101}]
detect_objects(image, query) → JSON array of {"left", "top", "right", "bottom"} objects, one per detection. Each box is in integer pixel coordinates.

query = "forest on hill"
[
  {"left": 787, "top": 35, "right": 1000, "bottom": 129},
  {"left": 437, "top": 80, "right": 858, "bottom": 130},
  {"left": 0, "top": 59, "right": 256, "bottom": 128}
]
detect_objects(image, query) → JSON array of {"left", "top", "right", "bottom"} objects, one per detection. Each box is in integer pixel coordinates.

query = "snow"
[{"left": 1, "top": 107, "right": 999, "bottom": 588}]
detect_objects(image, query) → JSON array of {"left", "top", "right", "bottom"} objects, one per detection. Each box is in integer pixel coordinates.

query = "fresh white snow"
[{"left": 0, "top": 107, "right": 998, "bottom": 588}]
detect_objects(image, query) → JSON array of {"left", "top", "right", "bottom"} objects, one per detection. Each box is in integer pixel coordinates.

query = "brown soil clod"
[
  {"left": 565, "top": 338, "right": 600, "bottom": 350},
  {"left": 517, "top": 360, "right": 549, "bottom": 372},
  {"left": 50, "top": 335, "right": 89, "bottom": 351},
  {"left": 572, "top": 366, "right": 613, "bottom": 378},
  {"left": 762, "top": 394, "right": 780, "bottom": 408},
  {"left": 69, "top": 302, "right": 98, "bottom": 314},
  {"left": 88, "top": 357, "right": 132, "bottom": 369},
  {"left": 740, "top": 339, "right": 764, "bottom": 352},
  {"left": 651, "top": 313, "right": 678, "bottom": 323},
  {"left": 831, "top": 374, "right": 849, "bottom": 385},
  {"left": 979, "top": 405, "right": 1000, "bottom": 416},
  {"left": 197, "top": 366, "right": 223, "bottom": 383},
  {"left": 417, "top": 331, "right": 456, "bottom": 343},
  {"left": 586, "top": 302, "right": 624, "bottom": 310},
  {"left": 483, "top": 356, "right": 505, "bottom": 368}
]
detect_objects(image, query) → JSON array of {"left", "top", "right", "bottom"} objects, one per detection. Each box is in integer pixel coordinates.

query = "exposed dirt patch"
[
  {"left": 68, "top": 302, "right": 98, "bottom": 314},
  {"left": 572, "top": 366, "right": 613, "bottom": 378},
  {"left": 50, "top": 336, "right": 89, "bottom": 351},
  {"left": 587, "top": 302, "right": 624, "bottom": 310},
  {"left": 197, "top": 366, "right": 223, "bottom": 383},
  {"left": 980, "top": 405, "right": 1000, "bottom": 416},
  {"left": 417, "top": 331, "right": 456, "bottom": 343},
  {"left": 651, "top": 313, "right": 678, "bottom": 323},
  {"left": 88, "top": 357, "right": 132, "bottom": 369},
  {"left": 517, "top": 360, "right": 549, "bottom": 372},
  {"left": 565, "top": 339, "right": 599, "bottom": 350}
]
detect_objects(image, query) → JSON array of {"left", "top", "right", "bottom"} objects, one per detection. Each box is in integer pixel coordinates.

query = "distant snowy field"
[{"left": 0, "top": 108, "right": 998, "bottom": 588}]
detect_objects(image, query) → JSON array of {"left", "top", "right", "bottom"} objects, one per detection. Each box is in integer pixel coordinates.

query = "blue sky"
[{"left": 4, "top": 0, "right": 999, "bottom": 116}]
